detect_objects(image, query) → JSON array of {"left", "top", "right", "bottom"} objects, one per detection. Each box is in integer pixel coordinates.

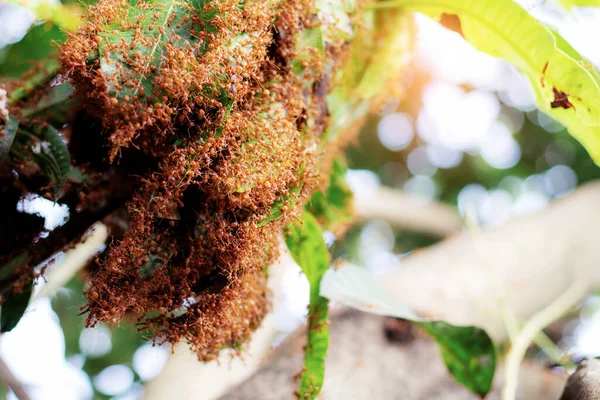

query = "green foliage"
[
  {"left": 292, "top": 0, "right": 353, "bottom": 75},
  {"left": 257, "top": 165, "right": 306, "bottom": 227},
  {"left": 94, "top": 0, "right": 217, "bottom": 104},
  {"left": 10, "top": 123, "right": 71, "bottom": 193},
  {"left": 315, "top": 0, "right": 353, "bottom": 44},
  {"left": 0, "top": 23, "right": 68, "bottom": 109},
  {"left": 0, "top": 254, "right": 31, "bottom": 333},
  {"left": 326, "top": 10, "right": 414, "bottom": 142},
  {"left": 320, "top": 264, "right": 496, "bottom": 397},
  {"left": 285, "top": 212, "right": 331, "bottom": 400},
  {"left": 1, "top": 280, "right": 32, "bottom": 333},
  {"left": 349, "top": 10, "right": 413, "bottom": 101},
  {"left": 372, "top": 0, "right": 600, "bottom": 164},
  {"left": 0, "top": 23, "right": 65, "bottom": 78},
  {"left": 139, "top": 255, "right": 164, "bottom": 279},
  {"left": 0, "top": 118, "right": 19, "bottom": 163},
  {"left": 306, "top": 158, "right": 353, "bottom": 231},
  {"left": 0, "top": 253, "right": 29, "bottom": 284},
  {"left": 418, "top": 321, "right": 496, "bottom": 396},
  {"left": 21, "top": 83, "right": 75, "bottom": 125}
]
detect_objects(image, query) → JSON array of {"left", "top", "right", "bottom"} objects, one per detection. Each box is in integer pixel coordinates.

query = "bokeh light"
[
  {"left": 79, "top": 326, "right": 112, "bottom": 359},
  {"left": 133, "top": 343, "right": 169, "bottom": 382},
  {"left": 377, "top": 112, "right": 414, "bottom": 151},
  {"left": 93, "top": 364, "right": 135, "bottom": 396}
]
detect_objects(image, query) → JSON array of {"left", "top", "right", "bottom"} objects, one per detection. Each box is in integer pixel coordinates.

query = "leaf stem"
[
  {"left": 502, "top": 281, "right": 587, "bottom": 400},
  {"left": 8, "top": 64, "right": 59, "bottom": 106}
]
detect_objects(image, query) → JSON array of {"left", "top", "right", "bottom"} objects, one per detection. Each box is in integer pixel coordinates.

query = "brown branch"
[{"left": 560, "top": 359, "right": 600, "bottom": 400}]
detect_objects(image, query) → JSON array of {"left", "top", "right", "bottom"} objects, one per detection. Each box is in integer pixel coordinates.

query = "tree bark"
[
  {"left": 559, "top": 359, "right": 600, "bottom": 400},
  {"left": 219, "top": 310, "right": 566, "bottom": 400}
]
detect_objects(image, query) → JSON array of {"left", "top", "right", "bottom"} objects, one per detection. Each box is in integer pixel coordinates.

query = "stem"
[
  {"left": 33, "top": 223, "right": 109, "bottom": 300},
  {"left": 502, "top": 281, "right": 588, "bottom": 400},
  {"left": 534, "top": 331, "right": 568, "bottom": 366},
  {"left": 8, "top": 64, "right": 59, "bottom": 106}
]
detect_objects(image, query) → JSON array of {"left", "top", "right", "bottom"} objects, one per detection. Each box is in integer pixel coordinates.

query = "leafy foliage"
[
  {"left": 285, "top": 212, "right": 331, "bottom": 400},
  {"left": 21, "top": 83, "right": 75, "bottom": 124},
  {"left": 0, "top": 253, "right": 32, "bottom": 333},
  {"left": 419, "top": 322, "right": 496, "bottom": 396},
  {"left": 0, "top": 118, "right": 18, "bottom": 163},
  {"left": 1, "top": 280, "right": 32, "bottom": 333},
  {"left": 372, "top": 0, "right": 600, "bottom": 163},
  {"left": 93, "top": 0, "right": 207, "bottom": 101},
  {"left": 0, "top": 22, "right": 69, "bottom": 108},
  {"left": 10, "top": 123, "right": 71, "bottom": 192},
  {"left": 257, "top": 178, "right": 304, "bottom": 227},
  {"left": 326, "top": 10, "right": 414, "bottom": 142},
  {"left": 0, "top": 23, "right": 65, "bottom": 78},
  {"left": 306, "top": 158, "right": 353, "bottom": 231}
]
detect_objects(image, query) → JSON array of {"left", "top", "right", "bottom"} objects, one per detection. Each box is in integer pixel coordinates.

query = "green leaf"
[
  {"left": 1, "top": 23, "right": 66, "bottom": 106},
  {"left": 0, "top": 253, "right": 29, "bottom": 285},
  {"left": 257, "top": 164, "right": 306, "bottom": 227},
  {"left": 1, "top": 280, "right": 33, "bottom": 333},
  {"left": 10, "top": 123, "right": 71, "bottom": 191},
  {"left": 94, "top": 0, "right": 219, "bottom": 104},
  {"left": 325, "top": 11, "right": 414, "bottom": 143},
  {"left": 315, "top": 0, "right": 354, "bottom": 44},
  {"left": 419, "top": 321, "right": 496, "bottom": 396},
  {"left": 139, "top": 255, "right": 164, "bottom": 279},
  {"left": 0, "top": 118, "right": 19, "bottom": 163},
  {"left": 285, "top": 212, "right": 331, "bottom": 400},
  {"left": 257, "top": 183, "right": 302, "bottom": 227},
  {"left": 320, "top": 263, "right": 421, "bottom": 319},
  {"left": 371, "top": 0, "right": 600, "bottom": 164},
  {"left": 306, "top": 158, "right": 353, "bottom": 231},
  {"left": 21, "top": 83, "right": 74, "bottom": 122},
  {"left": 320, "top": 264, "right": 496, "bottom": 396},
  {"left": 0, "top": 23, "right": 65, "bottom": 78},
  {"left": 292, "top": 0, "right": 353, "bottom": 74}
]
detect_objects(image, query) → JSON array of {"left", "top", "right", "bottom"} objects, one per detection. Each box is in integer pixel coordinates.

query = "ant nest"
[{"left": 60, "top": 0, "right": 348, "bottom": 359}]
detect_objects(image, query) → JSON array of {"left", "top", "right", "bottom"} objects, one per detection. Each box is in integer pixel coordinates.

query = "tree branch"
[
  {"left": 354, "top": 186, "right": 463, "bottom": 236},
  {"left": 560, "top": 359, "right": 600, "bottom": 400}
]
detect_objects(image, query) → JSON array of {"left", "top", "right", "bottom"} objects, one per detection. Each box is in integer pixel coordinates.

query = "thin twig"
[
  {"left": 34, "top": 223, "right": 109, "bottom": 300},
  {"left": 502, "top": 281, "right": 588, "bottom": 400}
]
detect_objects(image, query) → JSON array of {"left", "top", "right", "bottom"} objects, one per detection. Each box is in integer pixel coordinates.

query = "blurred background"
[{"left": 2, "top": 0, "right": 600, "bottom": 398}]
